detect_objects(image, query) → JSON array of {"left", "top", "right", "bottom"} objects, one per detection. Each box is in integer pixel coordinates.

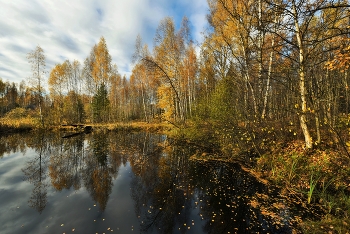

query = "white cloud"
[{"left": 0, "top": 0, "right": 208, "bottom": 89}]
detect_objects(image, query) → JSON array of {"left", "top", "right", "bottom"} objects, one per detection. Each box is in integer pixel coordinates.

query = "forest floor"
[
  {"left": 241, "top": 141, "right": 349, "bottom": 233},
  {"left": 177, "top": 123, "right": 350, "bottom": 234}
]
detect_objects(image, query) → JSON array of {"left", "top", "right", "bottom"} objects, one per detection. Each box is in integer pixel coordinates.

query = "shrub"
[{"left": 5, "top": 108, "right": 28, "bottom": 119}]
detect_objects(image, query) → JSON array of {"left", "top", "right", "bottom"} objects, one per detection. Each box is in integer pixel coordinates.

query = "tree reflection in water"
[
  {"left": 0, "top": 133, "right": 27, "bottom": 159},
  {"left": 49, "top": 132, "right": 84, "bottom": 191},
  {"left": 130, "top": 141, "right": 294, "bottom": 233},
  {"left": 13, "top": 131, "right": 296, "bottom": 232},
  {"left": 130, "top": 143, "right": 195, "bottom": 234},
  {"left": 83, "top": 130, "right": 114, "bottom": 211},
  {"left": 22, "top": 133, "right": 48, "bottom": 214},
  {"left": 20, "top": 130, "right": 163, "bottom": 213},
  {"left": 48, "top": 130, "right": 119, "bottom": 211}
]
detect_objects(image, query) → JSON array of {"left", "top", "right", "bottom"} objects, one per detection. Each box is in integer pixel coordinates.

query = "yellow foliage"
[
  {"left": 93, "top": 37, "right": 112, "bottom": 85},
  {"left": 325, "top": 38, "right": 350, "bottom": 72},
  {"left": 157, "top": 85, "right": 174, "bottom": 120}
]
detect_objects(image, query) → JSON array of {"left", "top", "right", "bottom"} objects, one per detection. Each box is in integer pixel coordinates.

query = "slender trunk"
[
  {"left": 344, "top": 71, "right": 349, "bottom": 114},
  {"left": 37, "top": 58, "right": 44, "bottom": 128},
  {"left": 325, "top": 68, "right": 338, "bottom": 142},
  {"left": 314, "top": 74, "right": 322, "bottom": 144},
  {"left": 293, "top": 1, "right": 312, "bottom": 149},
  {"left": 38, "top": 96, "right": 44, "bottom": 127},
  {"left": 262, "top": 12, "right": 278, "bottom": 119},
  {"left": 258, "top": 0, "right": 263, "bottom": 109},
  {"left": 325, "top": 68, "right": 333, "bottom": 126},
  {"left": 261, "top": 36, "right": 275, "bottom": 119},
  {"left": 315, "top": 112, "right": 321, "bottom": 144},
  {"left": 241, "top": 44, "right": 258, "bottom": 116},
  {"left": 244, "top": 78, "right": 249, "bottom": 115},
  {"left": 141, "top": 82, "right": 148, "bottom": 122},
  {"left": 247, "top": 78, "right": 258, "bottom": 115},
  {"left": 187, "top": 69, "right": 192, "bottom": 117}
]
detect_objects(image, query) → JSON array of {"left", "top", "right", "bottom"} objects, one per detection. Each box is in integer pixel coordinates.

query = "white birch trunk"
[{"left": 292, "top": 1, "right": 313, "bottom": 149}]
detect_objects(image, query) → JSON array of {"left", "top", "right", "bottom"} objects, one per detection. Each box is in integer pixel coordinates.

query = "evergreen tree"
[{"left": 92, "top": 84, "right": 110, "bottom": 123}]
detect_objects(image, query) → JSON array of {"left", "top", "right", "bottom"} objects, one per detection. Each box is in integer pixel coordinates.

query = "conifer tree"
[{"left": 92, "top": 84, "right": 110, "bottom": 123}]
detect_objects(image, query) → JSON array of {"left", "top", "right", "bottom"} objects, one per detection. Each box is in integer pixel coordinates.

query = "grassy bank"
[
  {"left": 90, "top": 122, "right": 173, "bottom": 133},
  {"left": 0, "top": 117, "right": 36, "bottom": 132},
  {"left": 255, "top": 141, "right": 350, "bottom": 233},
  {"left": 177, "top": 121, "right": 350, "bottom": 233},
  {"left": 0, "top": 108, "right": 39, "bottom": 134},
  {"left": 0, "top": 115, "right": 173, "bottom": 135}
]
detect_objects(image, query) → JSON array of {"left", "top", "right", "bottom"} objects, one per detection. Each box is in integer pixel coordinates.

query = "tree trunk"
[
  {"left": 37, "top": 60, "right": 44, "bottom": 128},
  {"left": 141, "top": 82, "right": 148, "bottom": 122},
  {"left": 262, "top": 11, "right": 279, "bottom": 120},
  {"left": 261, "top": 35, "right": 275, "bottom": 119},
  {"left": 293, "top": 1, "right": 313, "bottom": 149}
]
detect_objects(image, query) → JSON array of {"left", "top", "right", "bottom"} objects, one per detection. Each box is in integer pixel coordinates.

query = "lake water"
[{"left": 0, "top": 130, "right": 303, "bottom": 233}]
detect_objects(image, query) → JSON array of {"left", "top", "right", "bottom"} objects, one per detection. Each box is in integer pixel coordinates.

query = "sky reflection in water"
[{"left": 0, "top": 131, "right": 295, "bottom": 234}]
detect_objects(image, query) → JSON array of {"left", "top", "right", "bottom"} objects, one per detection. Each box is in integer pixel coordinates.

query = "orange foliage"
[{"left": 326, "top": 37, "right": 350, "bottom": 72}]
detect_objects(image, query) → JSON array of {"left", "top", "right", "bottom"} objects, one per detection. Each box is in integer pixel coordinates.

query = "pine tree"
[{"left": 92, "top": 84, "right": 110, "bottom": 123}]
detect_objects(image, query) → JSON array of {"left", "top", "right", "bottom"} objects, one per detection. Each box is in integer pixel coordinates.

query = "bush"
[
  {"left": 0, "top": 107, "right": 40, "bottom": 130},
  {"left": 5, "top": 108, "right": 28, "bottom": 119}
]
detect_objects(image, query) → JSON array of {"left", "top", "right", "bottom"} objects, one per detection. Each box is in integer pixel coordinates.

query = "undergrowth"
[
  {"left": 180, "top": 119, "right": 350, "bottom": 232},
  {"left": 247, "top": 141, "right": 350, "bottom": 233},
  {"left": 0, "top": 107, "right": 40, "bottom": 132}
]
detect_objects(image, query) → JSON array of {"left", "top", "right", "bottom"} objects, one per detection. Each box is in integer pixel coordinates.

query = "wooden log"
[
  {"left": 62, "top": 132, "right": 84, "bottom": 138},
  {"left": 84, "top": 126, "right": 93, "bottom": 133}
]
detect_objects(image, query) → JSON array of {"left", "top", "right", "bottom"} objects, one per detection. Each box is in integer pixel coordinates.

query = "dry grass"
[
  {"left": 90, "top": 121, "right": 173, "bottom": 133},
  {"left": 0, "top": 107, "right": 41, "bottom": 132},
  {"left": 0, "top": 115, "right": 174, "bottom": 134},
  {"left": 0, "top": 117, "right": 38, "bottom": 132}
]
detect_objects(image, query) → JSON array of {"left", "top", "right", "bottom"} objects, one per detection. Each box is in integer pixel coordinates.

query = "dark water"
[{"left": 0, "top": 130, "right": 301, "bottom": 234}]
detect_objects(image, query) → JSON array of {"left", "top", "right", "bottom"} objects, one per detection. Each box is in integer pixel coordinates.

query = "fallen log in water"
[
  {"left": 62, "top": 132, "right": 84, "bottom": 138},
  {"left": 61, "top": 125, "right": 93, "bottom": 138},
  {"left": 84, "top": 126, "right": 93, "bottom": 133}
]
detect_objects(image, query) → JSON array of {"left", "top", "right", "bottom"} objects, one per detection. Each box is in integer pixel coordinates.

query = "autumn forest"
[
  {"left": 1, "top": 0, "right": 350, "bottom": 231},
  {"left": 0, "top": 0, "right": 349, "bottom": 148}
]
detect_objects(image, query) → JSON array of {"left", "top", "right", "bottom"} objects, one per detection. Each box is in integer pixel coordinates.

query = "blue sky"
[{"left": 0, "top": 0, "right": 208, "bottom": 87}]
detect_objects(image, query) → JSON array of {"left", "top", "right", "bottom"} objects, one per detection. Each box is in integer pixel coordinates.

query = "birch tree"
[
  {"left": 27, "top": 45, "right": 46, "bottom": 127},
  {"left": 133, "top": 17, "right": 191, "bottom": 123}
]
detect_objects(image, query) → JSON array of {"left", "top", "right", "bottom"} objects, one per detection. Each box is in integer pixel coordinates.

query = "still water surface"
[{"left": 0, "top": 130, "right": 299, "bottom": 234}]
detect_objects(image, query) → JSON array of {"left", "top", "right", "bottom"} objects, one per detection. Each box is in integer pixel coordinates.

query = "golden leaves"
[
  {"left": 325, "top": 38, "right": 350, "bottom": 72},
  {"left": 92, "top": 37, "right": 112, "bottom": 85}
]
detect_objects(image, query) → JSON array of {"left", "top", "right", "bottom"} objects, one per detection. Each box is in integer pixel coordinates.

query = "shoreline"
[{"left": 1, "top": 121, "right": 349, "bottom": 232}]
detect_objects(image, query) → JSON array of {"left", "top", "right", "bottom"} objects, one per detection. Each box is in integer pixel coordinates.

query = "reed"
[
  {"left": 307, "top": 172, "right": 320, "bottom": 204},
  {"left": 287, "top": 153, "right": 299, "bottom": 183}
]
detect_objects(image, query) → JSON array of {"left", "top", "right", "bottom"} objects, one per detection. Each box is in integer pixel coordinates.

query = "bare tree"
[{"left": 27, "top": 45, "right": 46, "bottom": 127}]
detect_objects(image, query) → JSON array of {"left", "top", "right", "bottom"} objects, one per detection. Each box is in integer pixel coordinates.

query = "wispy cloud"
[{"left": 0, "top": 0, "right": 208, "bottom": 88}]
